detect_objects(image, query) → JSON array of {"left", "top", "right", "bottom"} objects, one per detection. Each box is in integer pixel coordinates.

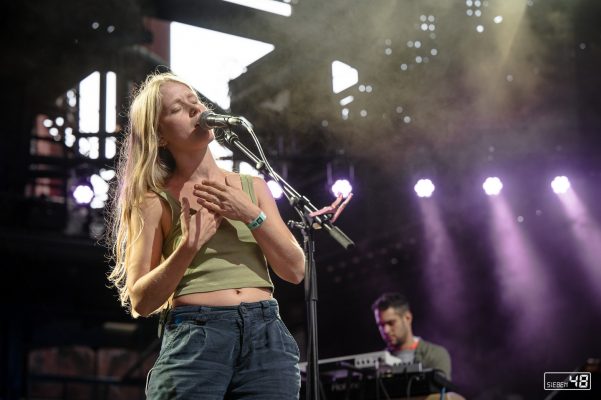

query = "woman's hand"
[
  {"left": 179, "top": 196, "right": 222, "bottom": 252},
  {"left": 193, "top": 176, "right": 261, "bottom": 223}
]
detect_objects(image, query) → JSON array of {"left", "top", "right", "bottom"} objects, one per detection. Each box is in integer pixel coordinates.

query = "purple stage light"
[
  {"left": 414, "top": 179, "right": 435, "bottom": 198},
  {"left": 483, "top": 177, "right": 503, "bottom": 196},
  {"left": 488, "top": 196, "right": 557, "bottom": 350},
  {"left": 331, "top": 179, "right": 353, "bottom": 198},
  {"left": 267, "top": 180, "right": 283, "bottom": 199},
  {"left": 418, "top": 198, "right": 466, "bottom": 327},
  {"left": 73, "top": 184, "right": 94, "bottom": 205},
  {"left": 551, "top": 176, "right": 570, "bottom": 194}
]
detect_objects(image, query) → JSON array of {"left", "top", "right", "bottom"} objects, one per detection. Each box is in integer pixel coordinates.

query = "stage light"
[
  {"left": 99, "top": 169, "right": 116, "bottom": 181},
  {"left": 90, "top": 174, "right": 110, "bottom": 209},
  {"left": 414, "top": 179, "right": 435, "bottom": 198},
  {"left": 223, "top": 0, "right": 292, "bottom": 17},
  {"left": 72, "top": 184, "right": 94, "bottom": 205},
  {"left": 78, "top": 137, "right": 99, "bottom": 159},
  {"left": 332, "top": 60, "right": 358, "bottom": 94},
  {"left": 483, "top": 177, "right": 503, "bottom": 196},
  {"left": 267, "top": 180, "right": 283, "bottom": 199},
  {"left": 331, "top": 179, "right": 353, "bottom": 198},
  {"left": 339, "top": 95, "right": 354, "bottom": 106},
  {"left": 341, "top": 108, "right": 349, "bottom": 120},
  {"left": 65, "top": 127, "right": 76, "bottom": 147},
  {"left": 551, "top": 176, "right": 570, "bottom": 194},
  {"left": 105, "top": 137, "right": 117, "bottom": 158}
]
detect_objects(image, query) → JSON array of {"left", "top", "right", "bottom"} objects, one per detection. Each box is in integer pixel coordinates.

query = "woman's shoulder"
[
  {"left": 138, "top": 190, "right": 169, "bottom": 216},
  {"left": 224, "top": 170, "right": 265, "bottom": 182},
  {"left": 224, "top": 171, "right": 269, "bottom": 192},
  {"left": 137, "top": 191, "right": 173, "bottom": 234}
]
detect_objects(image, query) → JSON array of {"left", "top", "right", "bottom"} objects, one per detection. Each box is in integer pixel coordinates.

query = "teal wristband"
[{"left": 247, "top": 211, "right": 267, "bottom": 230}]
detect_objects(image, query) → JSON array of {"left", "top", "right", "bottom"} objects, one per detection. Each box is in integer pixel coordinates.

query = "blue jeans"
[{"left": 146, "top": 299, "right": 301, "bottom": 399}]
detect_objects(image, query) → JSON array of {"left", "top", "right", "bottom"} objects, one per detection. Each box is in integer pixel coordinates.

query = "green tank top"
[{"left": 157, "top": 174, "right": 274, "bottom": 297}]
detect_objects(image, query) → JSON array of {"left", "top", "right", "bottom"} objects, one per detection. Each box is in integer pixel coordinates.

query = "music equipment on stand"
[{"left": 299, "top": 351, "right": 458, "bottom": 400}]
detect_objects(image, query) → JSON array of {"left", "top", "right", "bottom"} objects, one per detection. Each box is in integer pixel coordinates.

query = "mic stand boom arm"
[{"left": 217, "top": 127, "right": 355, "bottom": 400}]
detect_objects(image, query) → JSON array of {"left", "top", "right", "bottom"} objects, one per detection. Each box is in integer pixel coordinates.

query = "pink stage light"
[
  {"left": 551, "top": 176, "right": 570, "bottom": 194},
  {"left": 414, "top": 179, "right": 435, "bottom": 198},
  {"left": 483, "top": 177, "right": 503, "bottom": 196},
  {"left": 73, "top": 184, "right": 94, "bottom": 205},
  {"left": 331, "top": 179, "right": 353, "bottom": 198}
]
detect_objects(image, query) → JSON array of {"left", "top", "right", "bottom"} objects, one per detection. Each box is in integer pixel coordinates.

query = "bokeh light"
[
  {"left": 414, "top": 179, "right": 435, "bottom": 198},
  {"left": 331, "top": 179, "right": 353, "bottom": 198},
  {"left": 483, "top": 177, "right": 503, "bottom": 196},
  {"left": 551, "top": 176, "right": 570, "bottom": 194}
]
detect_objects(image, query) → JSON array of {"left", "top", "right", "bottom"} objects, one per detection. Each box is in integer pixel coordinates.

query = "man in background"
[{"left": 372, "top": 292, "right": 452, "bottom": 379}]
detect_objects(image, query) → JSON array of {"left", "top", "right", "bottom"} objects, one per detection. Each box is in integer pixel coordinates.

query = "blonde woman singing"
[{"left": 108, "top": 72, "right": 305, "bottom": 399}]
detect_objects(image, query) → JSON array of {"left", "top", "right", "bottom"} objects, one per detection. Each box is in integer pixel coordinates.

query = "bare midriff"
[{"left": 172, "top": 287, "right": 273, "bottom": 307}]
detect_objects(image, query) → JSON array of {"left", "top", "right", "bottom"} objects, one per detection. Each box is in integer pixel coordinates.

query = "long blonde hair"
[{"left": 107, "top": 72, "right": 198, "bottom": 315}]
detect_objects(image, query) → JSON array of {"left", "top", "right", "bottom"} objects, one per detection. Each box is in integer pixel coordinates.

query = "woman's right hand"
[{"left": 179, "top": 196, "right": 222, "bottom": 252}]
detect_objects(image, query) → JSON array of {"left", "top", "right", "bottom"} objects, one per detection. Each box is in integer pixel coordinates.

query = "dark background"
[{"left": 1, "top": 0, "right": 600, "bottom": 399}]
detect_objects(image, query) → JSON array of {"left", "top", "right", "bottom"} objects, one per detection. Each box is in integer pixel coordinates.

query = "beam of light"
[
  {"left": 487, "top": 1, "right": 528, "bottom": 65},
  {"left": 105, "top": 71, "right": 117, "bottom": 133},
  {"left": 418, "top": 199, "right": 467, "bottom": 329},
  {"left": 414, "top": 179, "right": 435, "bottom": 198},
  {"left": 222, "top": 0, "right": 292, "bottom": 17},
  {"left": 331, "top": 179, "right": 352, "bottom": 198},
  {"left": 79, "top": 72, "right": 100, "bottom": 134},
  {"left": 555, "top": 189, "right": 601, "bottom": 308},
  {"left": 267, "top": 180, "right": 283, "bottom": 199},
  {"left": 551, "top": 176, "right": 571, "bottom": 194},
  {"left": 170, "top": 22, "right": 275, "bottom": 109},
  {"left": 465, "top": 1, "right": 529, "bottom": 117},
  {"left": 483, "top": 177, "right": 503, "bottom": 196},
  {"left": 488, "top": 195, "right": 559, "bottom": 355}
]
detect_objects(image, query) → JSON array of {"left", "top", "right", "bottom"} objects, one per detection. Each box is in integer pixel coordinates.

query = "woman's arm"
[
  {"left": 126, "top": 193, "right": 221, "bottom": 316},
  {"left": 250, "top": 176, "right": 306, "bottom": 283}
]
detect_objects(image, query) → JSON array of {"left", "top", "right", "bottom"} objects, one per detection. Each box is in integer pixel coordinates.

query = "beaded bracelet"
[{"left": 247, "top": 211, "right": 267, "bottom": 231}]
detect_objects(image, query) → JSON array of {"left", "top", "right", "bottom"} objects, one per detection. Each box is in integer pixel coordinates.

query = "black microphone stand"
[{"left": 216, "top": 126, "right": 354, "bottom": 400}]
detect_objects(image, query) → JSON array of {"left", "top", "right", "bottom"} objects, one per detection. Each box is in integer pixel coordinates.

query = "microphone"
[{"left": 198, "top": 111, "right": 243, "bottom": 130}]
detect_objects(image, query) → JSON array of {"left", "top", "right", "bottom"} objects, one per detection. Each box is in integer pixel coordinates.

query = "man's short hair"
[{"left": 372, "top": 292, "right": 410, "bottom": 315}]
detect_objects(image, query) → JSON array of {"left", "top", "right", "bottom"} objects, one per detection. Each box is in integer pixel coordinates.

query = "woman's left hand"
[{"left": 193, "top": 175, "right": 261, "bottom": 223}]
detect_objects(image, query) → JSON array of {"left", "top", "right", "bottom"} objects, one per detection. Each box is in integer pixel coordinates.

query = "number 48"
[{"left": 569, "top": 373, "right": 589, "bottom": 388}]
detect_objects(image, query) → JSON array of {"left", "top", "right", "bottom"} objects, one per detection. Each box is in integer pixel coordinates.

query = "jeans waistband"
[{"left": 168, "top": 299, "right": 279, "bottom": 324}]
